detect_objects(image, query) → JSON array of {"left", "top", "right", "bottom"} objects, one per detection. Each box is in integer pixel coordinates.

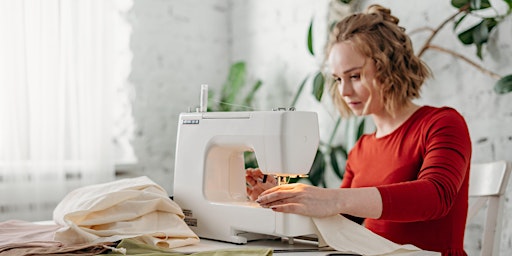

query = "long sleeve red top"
[{"left": 341, "top": 106, "right": 472, "bottom": 256}]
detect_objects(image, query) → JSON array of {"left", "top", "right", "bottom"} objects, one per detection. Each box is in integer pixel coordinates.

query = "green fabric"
[{"left": 104, "top": 238, "right": 273, "bottom": 256}]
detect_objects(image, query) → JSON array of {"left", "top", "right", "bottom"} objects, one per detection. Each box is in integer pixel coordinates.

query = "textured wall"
[
  {"left": 125, "top": 0, "right": 231, "bottom": 191},
  {"left": 125, "top": 0, "right": 333, "bottom": 191},
  {"left": 127, "top": 0, "right": 512, "bottom": 255}
]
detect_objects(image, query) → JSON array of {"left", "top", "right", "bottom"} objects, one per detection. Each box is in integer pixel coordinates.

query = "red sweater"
[{"left": 341, "top": 106, "right": 472, "bottom": 256}]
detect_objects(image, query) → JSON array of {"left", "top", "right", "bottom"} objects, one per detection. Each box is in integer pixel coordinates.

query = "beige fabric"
[
  {"left": 313, "top": 214, "right": 423, "bottom": 256},
  {"left": 53, "top": 176, "right": 199, "bottom": 248},
  {"left": 0, "top": 220, "right": 60, "bottom": 246},
  {"left": 0, "top": 241, "right": 114, "bottom": 256}
]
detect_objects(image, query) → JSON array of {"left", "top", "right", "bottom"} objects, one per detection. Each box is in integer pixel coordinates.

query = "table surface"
[
  {"left": 33, "top": 221, "right": 440, "bottom": 255},
  {"left": 171, "top": 237, "right": 441, "bottom": 256}
]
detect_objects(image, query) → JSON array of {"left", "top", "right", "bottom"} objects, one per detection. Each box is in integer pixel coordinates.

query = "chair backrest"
[{"left": 467, "top": 160, "right": 511, "bottom": 256}]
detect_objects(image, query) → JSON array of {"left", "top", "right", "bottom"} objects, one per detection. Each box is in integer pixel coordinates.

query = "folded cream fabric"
[
  {"left": 53, "top": 176, "right": 199, "bottom": 248},
  {"left": 313, "top": 214, "right": 424, "bottom": 256}
]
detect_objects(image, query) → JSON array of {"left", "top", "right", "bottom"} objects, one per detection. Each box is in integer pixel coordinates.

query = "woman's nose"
[{"left": 338, "top": 81, "right": 353, "bottom": 97}]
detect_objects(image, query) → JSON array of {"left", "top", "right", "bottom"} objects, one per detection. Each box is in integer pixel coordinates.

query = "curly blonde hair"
[{"left": 328, "top": 4, "right": 431, "bottom": 117}]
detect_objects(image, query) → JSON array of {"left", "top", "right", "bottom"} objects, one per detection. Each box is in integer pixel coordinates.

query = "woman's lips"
[{"left": 347, "top": 101, "right": 362, "bottom": 107}]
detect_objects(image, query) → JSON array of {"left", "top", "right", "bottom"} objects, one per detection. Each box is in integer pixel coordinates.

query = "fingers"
[
  {"left": 245, "top": 168, "right": 262, "bottom": 187},
  {"left": 258, "top": 198, "right": 305, "bottom": 216},
  {"left": 246, "top": 186, "right": 260, "bottom": 201},
  {"left": 246, "top": 175, "right": 258, "bottom": 188},
  {"left": 256, "top": 184, "right": 298, "bottom": 205},
  {"left": 266, "top": 203, "right": 303, "bottom": 214},
  {"left": 246, "top": 168, "right": 264, "bottom": 179},
  {"left": 247, "top": 183, "right": 268, "bottom": 200},
  {"left": 258, "top": 183, "right": 295, "bottom": 196},
  {"left": 246, "top": 168, "right": 275, "bottom": 201},
  {"left": 253, "top": 183, "right": 314, "bottom": 216},
  {"left": 246, "top": 168, "right": 277, "bottom": 192},
  {"left": 246, "top": 168, "right": 278, "bottom": 185},
  {"left": 253, "top": 184, "right": 335, "bottom": 218}
]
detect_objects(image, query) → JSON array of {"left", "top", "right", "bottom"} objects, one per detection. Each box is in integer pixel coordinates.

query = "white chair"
[{"left": 467, "top": 160, "right": 511, "bottom": 256}]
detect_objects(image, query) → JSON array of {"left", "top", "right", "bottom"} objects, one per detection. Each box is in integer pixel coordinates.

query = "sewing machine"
[{"left": 173, "top": 85, "right": 320, "bottom": 244}]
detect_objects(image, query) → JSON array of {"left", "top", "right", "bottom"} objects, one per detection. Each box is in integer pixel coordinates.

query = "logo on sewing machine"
[
  {"left": 182, "top": 209, "right": 198, "bottom": 227},
  {"left": 183, "top": 119, "right": 200, "bottom": 125}
]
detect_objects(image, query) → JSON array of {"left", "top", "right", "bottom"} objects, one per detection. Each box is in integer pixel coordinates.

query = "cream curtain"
[{"left": 0, "top": 0, "right": 131, "bottom": 221}]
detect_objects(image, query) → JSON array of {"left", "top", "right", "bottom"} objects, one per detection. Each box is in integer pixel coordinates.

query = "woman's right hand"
[{"left": 245, "top": 168, "right": 277, "bottom": 201}]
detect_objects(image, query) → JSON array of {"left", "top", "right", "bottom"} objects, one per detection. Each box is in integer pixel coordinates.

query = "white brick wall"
[
  {"left": 125, "top": 0, "right": 231, "bottom": 190},
  {"left": 126, "top": 0, "right": 512, "bottom": 254}
]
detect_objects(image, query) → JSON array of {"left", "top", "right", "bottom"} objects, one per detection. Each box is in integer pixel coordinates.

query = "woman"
[{"left": 246, "top": 4, "right": 472, "bottom": 256}]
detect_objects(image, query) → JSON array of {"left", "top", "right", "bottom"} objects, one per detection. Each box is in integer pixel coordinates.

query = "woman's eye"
[{"left": 350, "top": 74, "right": 360, "bottom": 80}]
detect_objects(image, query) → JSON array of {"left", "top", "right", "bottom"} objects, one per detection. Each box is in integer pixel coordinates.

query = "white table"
[
  {"left": 171, "top": 237, "right": 441, "bottom": 256},
  {"left": 32, "top": 221, "right": 440, "bottom": 255}
]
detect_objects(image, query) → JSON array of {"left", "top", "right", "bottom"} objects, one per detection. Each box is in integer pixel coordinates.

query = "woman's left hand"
[
  {"left": 246, "top": 168, "right": 277, "bottom": 201},
  {"left": 256, "top": 183, "right": 343, "bottom": 218}
]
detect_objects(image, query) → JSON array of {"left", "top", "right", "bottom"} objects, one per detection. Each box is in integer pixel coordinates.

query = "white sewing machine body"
[{"left": 173, "top": 110, "right": 320, "bottom": 244}]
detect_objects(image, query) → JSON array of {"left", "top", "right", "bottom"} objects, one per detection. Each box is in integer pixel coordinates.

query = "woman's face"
[{"left": 328, "top": 41, "right": 383, "bottom": 116}]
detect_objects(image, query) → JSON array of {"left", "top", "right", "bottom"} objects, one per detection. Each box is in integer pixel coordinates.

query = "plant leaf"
[
  {"left": 481, "top": 0, "right": 491, "bottom": 9},
  {"left": 457, "top": 20, "right": 484, "bottom": 45},
  {"left": 470, "top": 0, "right": 491, "bottom": 10},
  {"left": 220, "top": 62, "right": 246, "bottom": 111},
  {"left": 457, "top": 18, "right": 496, "bottom": 46},
  {"left": 307, "top": 19, "right": 314, "bottom": 56},
  {"left": 453, "top": 13, "right": 468, "bottom": 31},
  {"left": 242, "top": 80, "right": 262, "bottom": 108},
  {"left": 494, "top": 74, "right": 512, "bottom": 94},
  {"left": 244, "top": 152, "right": 258, "bottom": 169},
  {"left": 290, "top": 75, "right": 309, "bottom": 107},
  {"left": 328, "top": 117, "right": 342, "bottom": 145},
  {"left": 473, "top": 18, "right": 497, "bottom": 59},
  {"left": 471, "top": 0, "right": 481, "bottom": 9},
  {"left": 452, "top": 0, "right": 491, "bottom": 9},
  {"left": 329, "top": 146, "right": 345, "bottom": 180},
  {"left": 336, "top": 145, "right": 348, "bottom": 159},
  {"left": 475, "top": 42, "right": 484, "bottom": 59},
  {"left": 308, "top": 150, "right": 326, "bottom": 187},
  {"left": 452, "top": 0, "right": 470, "bottom": 8},
  {"left": 472, "top": 19, "right": 489, "bottom": 45},
  {"left": 504, "top": 0, "right": 512, "bottom": 10},
  {"left": 312, "top": 71, "right": 325, "bottom": 101},
  {"left": 356, "top": 118, "right": 366, "bottom": 139},
  {"left": 207, "top": 89, "right": 216, "bottom": 111},
  {"left": 457, "top": 24, "right": 475, "bottom": 44}
]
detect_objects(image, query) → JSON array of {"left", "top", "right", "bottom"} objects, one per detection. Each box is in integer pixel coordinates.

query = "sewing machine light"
[{"left": 275, "top": 174, "right": 309, "bottom": 186}]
